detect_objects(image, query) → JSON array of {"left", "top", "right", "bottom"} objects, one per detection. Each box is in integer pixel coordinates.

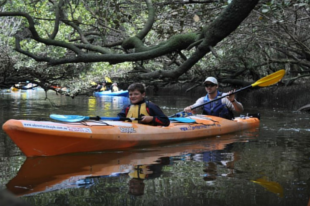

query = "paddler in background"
[
  {"left": 117, "top": 83, "right": 170, "bottom": 126},
  {"left": 95, "top": 81, "right": 109, "bottom": 91},
  {"left": 111, "top": 83, "right": 119, "bottom": 92},
  {"left": 184, "top": 76, "right": 243, "bottom": 120}
]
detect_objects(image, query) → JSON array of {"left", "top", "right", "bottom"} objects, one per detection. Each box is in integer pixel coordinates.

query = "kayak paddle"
[
  {"left": 50, "top": 114, "right": 196, "bottom": 123},
  {"left": 50, "top": 114, "right": 137, "bottom": 122},
  {"left": 170, "top": 69, "right": 285, "bottom": 117}
]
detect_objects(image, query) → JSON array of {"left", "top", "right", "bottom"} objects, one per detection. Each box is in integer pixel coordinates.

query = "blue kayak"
[{"left": 94, "top": 90, "right": 129, "bottom": 97}]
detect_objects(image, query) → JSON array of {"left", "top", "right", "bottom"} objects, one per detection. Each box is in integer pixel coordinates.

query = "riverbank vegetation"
[{"left": 0, "top": 0, "right": 310, "bottom": 99}]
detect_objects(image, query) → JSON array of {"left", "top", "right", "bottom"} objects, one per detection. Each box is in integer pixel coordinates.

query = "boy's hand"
[{"left": 141, "top": 116, "right": 153, "bottom": 123}]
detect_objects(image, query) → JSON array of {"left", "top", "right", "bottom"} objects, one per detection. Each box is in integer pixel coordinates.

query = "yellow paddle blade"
[
  {"left": 251, "top": 69, "right": 285, "bottom": 87},
  {"left": 105, "top": 77, "right": 112, "bottom": 83},
  {"left": 90, "top": 81, "right": 97, "bottom": 86},
  {"left": 252, "top": 177, "right": 284, "bottom": 197}
]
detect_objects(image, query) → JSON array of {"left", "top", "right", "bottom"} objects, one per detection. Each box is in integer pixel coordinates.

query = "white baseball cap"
[{"left": 204, "top": 77, "right": 218, "bottom": 85}]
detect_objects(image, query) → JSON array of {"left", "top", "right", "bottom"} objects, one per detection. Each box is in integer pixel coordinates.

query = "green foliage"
[{"left": 2, "top": 0, "right": 290, "bottom": 96}]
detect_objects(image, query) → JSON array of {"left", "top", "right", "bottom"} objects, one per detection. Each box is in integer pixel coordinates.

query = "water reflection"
[
  {"left": 95, "top": 96, "right": 130, "bottom": 110},
  {"left": 252, "top": 177, "right": 284, "bottom": 197},
  {"left": 6, "top": 133, "right": 253, "bottom": 197},
  {"left": 85, "top": 96, "right": 130, "bottom": 117},
  {"left": 1, "top": 88, "right": 41, "bottom": 99}
]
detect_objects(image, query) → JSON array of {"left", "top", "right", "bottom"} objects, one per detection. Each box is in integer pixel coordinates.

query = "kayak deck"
[{"left": 2, "top": 115, "right": 259, "bottom": 157}]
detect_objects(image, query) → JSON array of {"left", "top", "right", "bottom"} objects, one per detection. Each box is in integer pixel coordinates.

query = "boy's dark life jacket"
[{"left": 203, "top": 91, "right": 234, "bottom": 120}]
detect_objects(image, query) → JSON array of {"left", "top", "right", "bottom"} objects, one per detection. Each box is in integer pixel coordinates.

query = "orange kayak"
[{"left": 2, "top": 115, "right": 259, "bottom": 157}]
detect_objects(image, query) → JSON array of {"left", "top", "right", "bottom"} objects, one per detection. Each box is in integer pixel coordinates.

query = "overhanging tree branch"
[
  {"left": 135, "top": 0, "right": 259, "bottom": 80},
  {"left": 0, "top": 0, "right": 259, "bottom": 83}
]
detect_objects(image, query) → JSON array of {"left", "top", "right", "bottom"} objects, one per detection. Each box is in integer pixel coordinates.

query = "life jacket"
[
  {"left": 100, "top": 86, "right": 107, "bottom": 91},
  {"left": 126, "top": 102, "right": 150, "bottom": 123},
  {"left": 203, "top": 91, "right": 234, "bottom": 120},
  {"left": 112, "top": 86, "right": 119, "bottom": 92}
]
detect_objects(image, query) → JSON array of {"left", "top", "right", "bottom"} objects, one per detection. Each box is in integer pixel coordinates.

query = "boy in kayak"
[
  {"left": 184, "top": 77, "right": 243, "bottom": 120},
  {"left": 118, "top": 83, "right": 170, "bottom": 126}
]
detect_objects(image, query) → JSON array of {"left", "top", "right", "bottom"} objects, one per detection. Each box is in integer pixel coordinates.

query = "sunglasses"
[{"left": 204, "top": 84, "right": 216, "bottom": 87}]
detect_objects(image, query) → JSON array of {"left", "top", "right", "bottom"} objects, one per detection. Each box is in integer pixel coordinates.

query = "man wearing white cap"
[{"left": 184, "top": 76, "right": 243, "bottom": 120}]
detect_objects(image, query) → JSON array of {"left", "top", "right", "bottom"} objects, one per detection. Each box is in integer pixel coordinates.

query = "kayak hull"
[
  {"left": 94, "top": 90, "right": 129, "bottom": 97},
  {"left": 2, "top": 115, "right": 259, "bottom": 157}
]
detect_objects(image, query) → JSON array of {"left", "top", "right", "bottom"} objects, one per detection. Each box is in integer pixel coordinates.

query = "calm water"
[{"left": 0, "top": 89, "right": 310, "bottom": 206}]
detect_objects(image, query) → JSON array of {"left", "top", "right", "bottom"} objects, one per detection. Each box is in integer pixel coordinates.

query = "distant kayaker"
[
  {"left": 95, "top": 82, "right": 102, "bottom": 91},
  {"left": 118, "top": 83, "right": 170, "bottom": 126},
  {"left": 111, "top": 83, "right": 119, "bottom": 92},
  {"left": 184, "top": 77, "right": 243, "bottom": 120},
  {"left": 96, "top": 81, "right": 109, "bottom": 91}
]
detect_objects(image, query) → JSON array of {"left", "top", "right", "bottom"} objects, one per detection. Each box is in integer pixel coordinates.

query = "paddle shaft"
[
  {"left": 190, "top": 85, "right": 252, "bottom": 110},
  {"left": 90, "top": 116, "right": 195, "bottom": 123},
  {"left": 89, "top": 116, "right": 142, "bottom": 121}
]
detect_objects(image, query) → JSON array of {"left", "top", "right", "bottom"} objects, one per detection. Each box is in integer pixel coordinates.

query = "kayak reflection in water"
[{"left": 118, "top": 83, "right": 170, "bottom": 126}]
